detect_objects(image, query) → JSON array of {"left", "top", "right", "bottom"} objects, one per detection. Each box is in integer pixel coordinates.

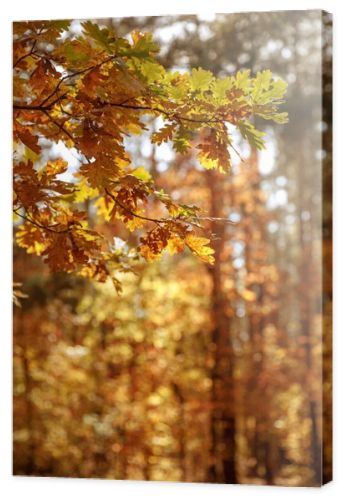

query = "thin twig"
[
  {"left": 13, "top": 208, "right": 69, "bottom": 234},
  {"left": 13, "top": 39, "right": 37, "bottom": 68},
  {"left": 43, "top": 110, "right": 74, "bottom": 142},
  {"left": 105, "top": 188, "right": 166, "bottom": 225},
  {"left": 38, "top": 53, "right": 120, "bottom": 108},
  {"left": 105, "top": 101, "right": 223, "bottom": 125},
  {"left": 230, "top": 143, "right": 245, "bottom": 162},
  {"left": 13, "top": 92, "right": 68, "bottom": 111},
  {"left": 14, "top": 99, "right": 225, "bottom": 128}
]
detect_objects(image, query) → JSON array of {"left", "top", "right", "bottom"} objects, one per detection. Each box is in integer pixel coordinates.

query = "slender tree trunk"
[
  {"left": 242, "top": 149, "right": 276, "bottom": 484},
  {"left": 172, "top": 382, "right": 187, "bottom": 481},
  {"left": 207, "top": 170, "right": 237, "bottom": 484}
]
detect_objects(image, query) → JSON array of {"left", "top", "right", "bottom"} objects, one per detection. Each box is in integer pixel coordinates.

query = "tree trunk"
[{"left": 207, "top": 170, "right": 237, "bottom": 484}]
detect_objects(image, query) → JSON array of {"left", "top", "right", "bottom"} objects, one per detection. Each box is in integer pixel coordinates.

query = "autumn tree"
[
  {"left": 12, "top": 13, "right": 333, "bottom": 488},
  {"left": 13, "top": 20, "right": 287, "bottom": 289}
]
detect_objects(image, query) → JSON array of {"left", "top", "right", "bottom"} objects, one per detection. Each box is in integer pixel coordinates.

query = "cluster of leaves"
[{"left": 13, "top": 20, "right": 287, "bottom": 285}]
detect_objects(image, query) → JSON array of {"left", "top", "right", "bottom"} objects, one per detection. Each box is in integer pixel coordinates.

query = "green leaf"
[
  {"left": 139, "top": 59, "right": 165, "bottom": 83},
  {"left": 252, "top": 72, "right": 288, "bottom": 105},
  {"left": 173, "top": 136, "right": 190, "bottom": 154},
  {"left": 268, "top": 79, "right": 288, "bottom": 100},
  {"left": 253, "top": 70, "right": 273, "bottom": 91},
  {"left": 50, "top": 20, "right": 71, "bottom": 32},
  {"left": 166, "top": 73, "right": 190, "bottom": 101},
  {"left": 212, "top": 77, "right": 234, "bottom": 101},
  {"left": 172, "top": 128, "right": 192, "bottom": 154},
  {"left": 131, "top": 31, "right": 160, "bottom": 56},
  {"left": 238, "top": 121, "right": 266, "bottom": 150},
  {"left": 256, "top": 109, "right": 288, "bottom": 124},
  {"left": 60, "top": 41, "right": 91, "bottom": 64},
  {"left": 235, "top": 70, "right": 251, "bottom": 91},
  {"left": 82, "top": 21, "right": 114, "bottom": 52},
  {"left": 191, "top": 68, "right": 214, "bottom": 92}
]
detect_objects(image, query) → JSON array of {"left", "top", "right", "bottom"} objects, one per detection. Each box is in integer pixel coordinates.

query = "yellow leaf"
[
  {"left": 16, "top": 223, "right": 48, "bottom": 255},
  {"left": 167, "top": 234, "right": 185, "bottom": 255},
  {"left": 139, "top": 244, "right": 162, "bottom": 262},
  {"left": 131, "top": 167, "right": 152, "bottom": 182},
  {"left": 185, "top": 234, "right": 215, "bottom": 265},
  {"left": 197, "top": 154, "right": 219, "bottom": 170},
  {"left": 23, "top": 146, "right": 39, "bottom": 164},
  {"left": 94, "top": 197, "right": 111, "bottom": 221},
  {"left": 38, "top": 159, "right": 68, "bottom": 179},
  {"left": 125, "top": 215, "right": 145, "bottom": 231},
  {"left": 74, "top": 178, "right": 98, "bottom": 203}
]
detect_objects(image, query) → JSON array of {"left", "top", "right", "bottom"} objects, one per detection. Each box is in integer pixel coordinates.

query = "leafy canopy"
[{"left": 13, "top": 20, "right": 287, "bottom": 288}]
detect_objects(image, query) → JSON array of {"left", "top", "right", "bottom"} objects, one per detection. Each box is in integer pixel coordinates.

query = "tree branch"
[
  {"left": 104, "top": 101, "right": 223, "bottom": 125},
  {"left": 13, "top": 40, "right": 37, "bottom": 68},
  {"left": 13, "top": 208, "right": 69, "bottom": 234},
  {"left": 43, "top": 110, "right": 74, "bottom": 142},
  {"left": 14, "top": 98, "right": 224, "bottom": 128},
  {"left": 104, "top": 188, "right": 167, "bottom": 225},
  {"left": 13, "top": 92, "right": 68, "bottom": 111},
  {"left": 38, "top": 53, "right": 121, "bottom": 109}
]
